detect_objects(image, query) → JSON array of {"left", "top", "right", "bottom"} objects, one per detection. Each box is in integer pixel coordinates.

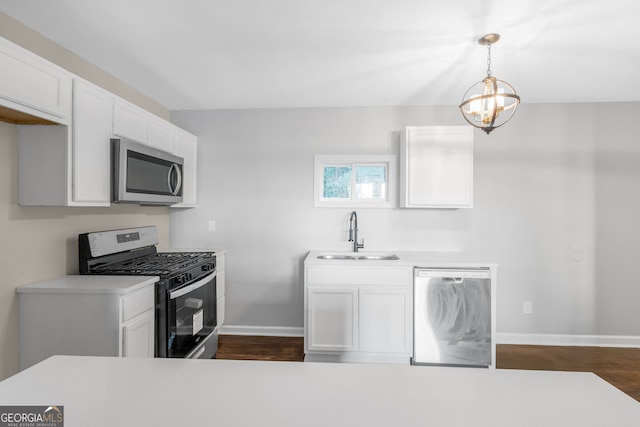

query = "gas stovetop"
[
  {"left": 78, "top": 226, "right": 216, "bottom": 284},
  {"left": 90, "top": 252, "right": 216, "bottom": 276}
]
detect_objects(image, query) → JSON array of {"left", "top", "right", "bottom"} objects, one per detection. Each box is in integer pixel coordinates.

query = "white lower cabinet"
[
  {"left": 17, "top": 276, "right": 156, "bottom": 371},
  {"left": 358, "top": 287, "right": 411, "bottom": 354},
  {"left": 307, "top": 287, "right": 358, "bottom": 352},
  {"left": 215, "top": 252, "right": 226, "bottom": 329},
  {"left": 304, "top": 265, "right": 412, "bottom": 363},
  {"left": 122, "top": 310, "right": 155, "bottom": 358}
]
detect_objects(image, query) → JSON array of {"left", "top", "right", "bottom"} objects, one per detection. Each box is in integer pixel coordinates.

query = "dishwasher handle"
[{"left": 415, "top": 268, "right": 490, "bottom": 280}]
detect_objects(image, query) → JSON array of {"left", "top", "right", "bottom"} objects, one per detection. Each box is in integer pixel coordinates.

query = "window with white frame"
[{"left": 314, "top": 155, "right": 396, "bottom": 208}]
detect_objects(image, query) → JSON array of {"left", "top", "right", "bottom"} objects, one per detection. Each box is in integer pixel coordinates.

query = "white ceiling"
[{"left": 1, "top": 0, "right": 639, "bottom": 111}]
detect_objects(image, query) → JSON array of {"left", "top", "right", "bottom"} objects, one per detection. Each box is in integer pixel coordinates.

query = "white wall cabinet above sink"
[
  {"left": 0, "top": 37, "right": 72, "bottom": 125},
  {"left": 400, "top": 126, "right": 474, "bottom": 209}
]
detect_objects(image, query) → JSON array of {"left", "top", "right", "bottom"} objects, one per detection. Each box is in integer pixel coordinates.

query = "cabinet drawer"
[
  {"left": 122, "top": 286, "right": 154, "bottom": 322},
  {"left": 306, "top": 266, "right": 412, "bottom": 286}
]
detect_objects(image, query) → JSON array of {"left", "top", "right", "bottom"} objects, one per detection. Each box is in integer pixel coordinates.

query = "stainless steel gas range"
[{"left": 79, "top": 226, "right": 218, "bottom": 359}]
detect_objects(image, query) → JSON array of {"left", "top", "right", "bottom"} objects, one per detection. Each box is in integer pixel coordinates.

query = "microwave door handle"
[
  {"left": 169, "top": 271, "right": 216, "bottom": 300},
  {"left": 168, "top": 164, "right": 182, "bottom": 196}
]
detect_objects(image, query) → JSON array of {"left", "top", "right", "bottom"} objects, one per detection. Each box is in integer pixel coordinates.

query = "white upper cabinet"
[
  {"left": 18, "top": 77, "right": 113, "bottom": 206},
  {"left": 172, "top": 128, "right": 198, "bottom": 208},
  {"left": 72, "top": 79, "right": 112, "bottom": 204},
  {"left": 4, "top": 35, "right": 198, "bottom": 208},
  {"left": 399, "top": 126, "right": 473, "bottom": 209},
  {"left": 0, "top": 37, "right": 72, "bottom": 124},
  {"left": 149, "top": 114, "right": 176, "bottom": 152},
  {"left": 112, "top": 97, "right": 149, "bottom": 144}
]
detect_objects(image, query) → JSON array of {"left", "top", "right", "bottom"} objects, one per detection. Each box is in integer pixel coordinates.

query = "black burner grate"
[{"left": 93, "top": 252, "right": 215, "bottom": 276}]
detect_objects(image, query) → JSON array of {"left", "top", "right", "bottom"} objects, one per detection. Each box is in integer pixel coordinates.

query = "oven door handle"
[{"left": 169, "top": 271, "right": 216, "bottom": 300}]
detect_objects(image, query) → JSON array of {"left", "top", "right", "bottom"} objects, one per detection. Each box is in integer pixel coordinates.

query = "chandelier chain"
[{"left": 486, "top": 43, "right": 492, "bottom": 77}]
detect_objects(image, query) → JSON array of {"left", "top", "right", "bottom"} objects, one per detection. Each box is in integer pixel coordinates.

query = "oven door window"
[{"left": 167, "top": 272, "right": 217, "bottom": 358}]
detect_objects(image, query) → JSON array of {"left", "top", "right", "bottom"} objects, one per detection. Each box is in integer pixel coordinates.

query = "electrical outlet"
[
  {"left": 208, "top": 220, "right": 216, "bottom": 232},
  {"left": 523, "top": 301, "right": 533, "bottom": 315}
]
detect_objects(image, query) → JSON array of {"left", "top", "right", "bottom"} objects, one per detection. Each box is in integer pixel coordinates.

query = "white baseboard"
[
  {"left": 497, "top": 333, "right": 640, "bottom": 348},
  {"left": 219, "top": 324, "right": 304, "bottom": 337}
]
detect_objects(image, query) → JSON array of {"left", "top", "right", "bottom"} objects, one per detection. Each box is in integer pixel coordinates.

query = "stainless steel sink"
[
  {"left": 316, "top": 255, "right": 358, "bottom": 260},
  {"left": 357, "top": 255, "right": 400, "bottom": 260},
  {"left": 316, "top": 254, "right": 399, "bottom": 260}
]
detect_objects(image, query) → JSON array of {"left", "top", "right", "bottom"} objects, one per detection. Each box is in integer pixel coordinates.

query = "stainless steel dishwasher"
[{"left": 412, "top": 268, "right": 492, "bottom": 367}]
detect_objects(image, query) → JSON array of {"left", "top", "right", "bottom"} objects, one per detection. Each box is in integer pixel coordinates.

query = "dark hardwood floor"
[
  {"left": 497, "top": 344, "right": 640, "bottom": 403},
  {"left": 217, "top": 335, "right": 305, "bottom": 362},
  {"left": 217, "top": 335, "right": 640, "bottom": 402}
]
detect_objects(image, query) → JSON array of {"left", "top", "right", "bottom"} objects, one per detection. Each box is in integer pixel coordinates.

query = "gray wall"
[{"left": 169, "top": 102, "right": 640, "bottom": 339}]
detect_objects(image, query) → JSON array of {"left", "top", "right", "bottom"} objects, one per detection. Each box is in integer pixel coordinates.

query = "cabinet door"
[
  {"left": 359, "top": 287, "right": 411, "bottom": 354},
  {"left": 122, "top": 310, "right": 154, "bottom": 358},
  {"left": 307, "top": 287, "right": 358, "bottom": 352},
  {"left": 400, "top": 126, "right": 473, "bottom": 208},
  {"left": 149, "top": 114, "right": 175, "bottom": 152},
  {"left": 216, "top": 268, "right": 226, "bottom": 327},
  {"left": 172, "top": 129, "right": 198, "bottom": 207},
  {"left": 113, "top": 97, "right": 149, "bottom": 143},
  {"left": 0, "top": 37, "right": 71, "bottom": 123},
  {"left": 72, "top": 79, "right": 112, "bottom": 205}
]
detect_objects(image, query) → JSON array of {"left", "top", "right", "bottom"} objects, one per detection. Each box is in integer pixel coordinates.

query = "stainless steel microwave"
[{"left": 112, "top": 138, "right": 183, "bottom": 205}]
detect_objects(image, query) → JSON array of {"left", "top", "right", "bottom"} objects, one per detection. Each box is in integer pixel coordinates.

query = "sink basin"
[
  {"left": 316, "top": 254, "right": 399, "bottom": 261},
  {"left": 316, "top": 255, "right": 358, "bottom": 260},
  {"left": 357, "top": 255, "right": 400, "bottom": 260}
]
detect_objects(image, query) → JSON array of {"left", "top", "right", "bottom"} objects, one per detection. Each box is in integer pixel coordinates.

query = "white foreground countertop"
[
  {"left": 15, "top": 275, "right": 158, "bottom": 294},
  {"left": 1, "top": 356, "right": 638, "bottom": 426}
]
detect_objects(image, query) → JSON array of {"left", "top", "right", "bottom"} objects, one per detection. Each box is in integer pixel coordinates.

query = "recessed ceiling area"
[{"left": 1, "top": 0, "right": 639, "bottom": 110}]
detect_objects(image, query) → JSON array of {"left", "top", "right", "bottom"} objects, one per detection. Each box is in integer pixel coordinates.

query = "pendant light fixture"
[{"left": 459, "top": 34, "right": 520, "bottom": 134}]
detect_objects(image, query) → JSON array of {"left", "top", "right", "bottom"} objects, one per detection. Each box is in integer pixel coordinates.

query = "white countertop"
[
  {"left": 0, "top": 356, "right": 638, "bottom": 426},
  {"left": 15, "top": 275, "right": 158, "bottom": 294},
  {"left": 305, "top": 250, "right": 498, "bottom": 268}
]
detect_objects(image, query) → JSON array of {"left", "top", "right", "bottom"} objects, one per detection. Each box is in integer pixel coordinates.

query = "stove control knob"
[
  {"left": 202, "top": 263, "right": 212, "bottom": 272},
  {"left": 175, "top": 275, "right": 185, "bottom": 284}
]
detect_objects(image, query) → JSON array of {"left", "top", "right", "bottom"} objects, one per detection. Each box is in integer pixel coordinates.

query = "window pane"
[
  {"left": 323, "top": 166, "right": 352, "bottom": 198},
  {"left": 355, "top": 165, "right": 386, "bottom": 199}
]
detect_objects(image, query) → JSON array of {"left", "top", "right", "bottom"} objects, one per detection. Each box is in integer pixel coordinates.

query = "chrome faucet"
[{"left": 348, "top": 211, "right": 365, "bottom": 252}]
